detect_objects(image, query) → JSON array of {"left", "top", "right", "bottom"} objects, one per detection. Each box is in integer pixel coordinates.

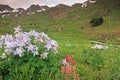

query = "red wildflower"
[
  {"left": 72, "top": 66, "right": 76, "bottom": 73},
  {"left": 65, "top": 66, "right": 73, "bottom": 74},
  {"left": 73, "top": 61, "right": 76, "bottom": 66},
  {"left": 66, "top": 55, "right": 73, "bottom": 62},
  {"left": 61, "top": 55, "right": 80, "bottom": 80},
  {"left": 74, "top": 73, "right": 79, "bottom": 80},
  {"left": 61, "top": 66, "right": 65, "bottom": 73}
]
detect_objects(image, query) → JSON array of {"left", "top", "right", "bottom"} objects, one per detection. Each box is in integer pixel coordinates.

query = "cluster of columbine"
[
  {"left": 61, "top": 55, "right": 79, "bottom": 80},
  {"left": 0, "top": 26, "right": 58, "bottom": 59}
]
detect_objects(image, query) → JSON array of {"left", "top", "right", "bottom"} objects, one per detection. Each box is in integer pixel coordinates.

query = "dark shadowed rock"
[
  {"left": 26, "top": 4, "right": 49, "bottom": 14},
  {"left": 0, "top": 4, "right": 13, "bottom": 11},
  {"left": 18, "top": 8, "right": 25, "bottom": 12},
  {"left": 26, "top": 5, "right": 41, "bottom": 13}
]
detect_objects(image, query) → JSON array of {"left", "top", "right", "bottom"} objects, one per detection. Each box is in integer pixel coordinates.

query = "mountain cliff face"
[
  {"left": 26, "top": 5, "right": 49, "bottom": 14},
  {"left": 0, "top": 4, "right": 50, "bottom": 18},
  {"left": 46, "top": 4, "right": 72, "bottom": 19},
  {"left": 0, "top": 4, "right": 13, "bottom": 11},
  {"left": 72, "top": 3, "right": 82, "bottom": 9}
]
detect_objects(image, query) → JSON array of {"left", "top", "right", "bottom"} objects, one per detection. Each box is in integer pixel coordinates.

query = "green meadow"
[{"left": 0, "top": 1, "right": 120, "bottom": 79}]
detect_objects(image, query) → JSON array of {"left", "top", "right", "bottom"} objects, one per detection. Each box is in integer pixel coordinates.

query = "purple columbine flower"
[
  {"left": 14, "top": 47, "right": 24, "bottom": 57},
  {"left": 27, "top": 44, "right": 35, "bottom": 52},
  {"left": 29, "top": 30, "right": 40, "bottom": 37},
  {"left": 32, "top": 46, "right": 39, "bottom": 56},
  {"left": 0, "top": 41, "right": 3, "bottom": 48},
  {"left": 4, "top": 48, "right": 13, "bottom": 54},
  {"left": 40, "top": 32, "right": 50, "bottom": 42},
  {"left": 4, "top": 41, "right": 13, "bottom": 48},
  {"left": 45, "top": 40, "right": 58, "bottom": 53},
  {"left": 4, "top": 34, "right": 14, "bottom": 42},
  {"left": 62, "top": 59, "right": 69, "bottom": 66}
]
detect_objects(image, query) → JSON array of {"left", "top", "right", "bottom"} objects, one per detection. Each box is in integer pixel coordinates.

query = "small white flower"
[
  {"left": 52, "top": 46, "right": 58, "bottom": 53},
  {"left": 32, "top": 50, "right": 39, "bottom": 56},
  {"left": 40, "top": 52, "right": 48, "bottom": 59},
  {"left": 0, "top": 53, "right": 6, "bottom": 59},
  {"left": 0, "top": 35, "right": 5, "bottom": 40},
  {"left": 14, "top": 26, "right": 22, "bottom": 33}
]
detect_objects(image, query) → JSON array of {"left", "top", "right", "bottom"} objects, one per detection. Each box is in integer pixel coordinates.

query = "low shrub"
[{"left": 90, "top": 17, "right": 104, "bottom": 27}]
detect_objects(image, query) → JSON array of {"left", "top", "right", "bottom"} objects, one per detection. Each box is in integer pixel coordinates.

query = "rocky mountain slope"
[
  {"left": 0, "top": 4, "right": 49, "bottom": 18},
  {"left": 0, "top": 0, "right": 96, "bottom": 18},
  {"left": 0, "top": 0, "right": 120, "bottom": 19}
]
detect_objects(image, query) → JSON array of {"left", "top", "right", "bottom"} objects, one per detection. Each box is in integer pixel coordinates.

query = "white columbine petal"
[
  {"left": 45, "top": 40, "right": 58, "bottom": 53},
  {"left": 14, "top": 26, "right": 22, "bottom": 33},
  {"left": 27, "top": 44, "right": 35, "bottom": 52},
  {"left": 40, "top": 52, "right": 48, "bottom": 59},
  {"left": 32, "top": 50, "right": 39, "bottom": 56},
  {"left": 40, "top": 32, "right": 50, "bottom": 42},
  {"left": 62, "top": 59, "right": 69, "bottom": 66},
  {"left": 4, "top": 48, "right": 13, "bottom": 54},
  {"left": 0, "top": 53, "right": 6, "bottom": 59}
]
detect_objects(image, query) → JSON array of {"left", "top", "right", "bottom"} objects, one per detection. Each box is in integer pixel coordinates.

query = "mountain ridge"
[{"left": 0, "top": 0, "right": 119, "bottom": 18}]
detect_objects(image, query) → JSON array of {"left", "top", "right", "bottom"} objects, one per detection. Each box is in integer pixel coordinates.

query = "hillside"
[
  {"left": 80, "top": 0, "right": 120, "bottom": 42},
  {"left": 0, "top": 0, "right": 120, "bottom": 43}
]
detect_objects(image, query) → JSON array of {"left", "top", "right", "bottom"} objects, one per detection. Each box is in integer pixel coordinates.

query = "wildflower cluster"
[
  {"left": 61, "top": 55, "right": 79, "bottom": 80},
  {"left": 0, "top": 26, "right": 58, "bottom": 59}
]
